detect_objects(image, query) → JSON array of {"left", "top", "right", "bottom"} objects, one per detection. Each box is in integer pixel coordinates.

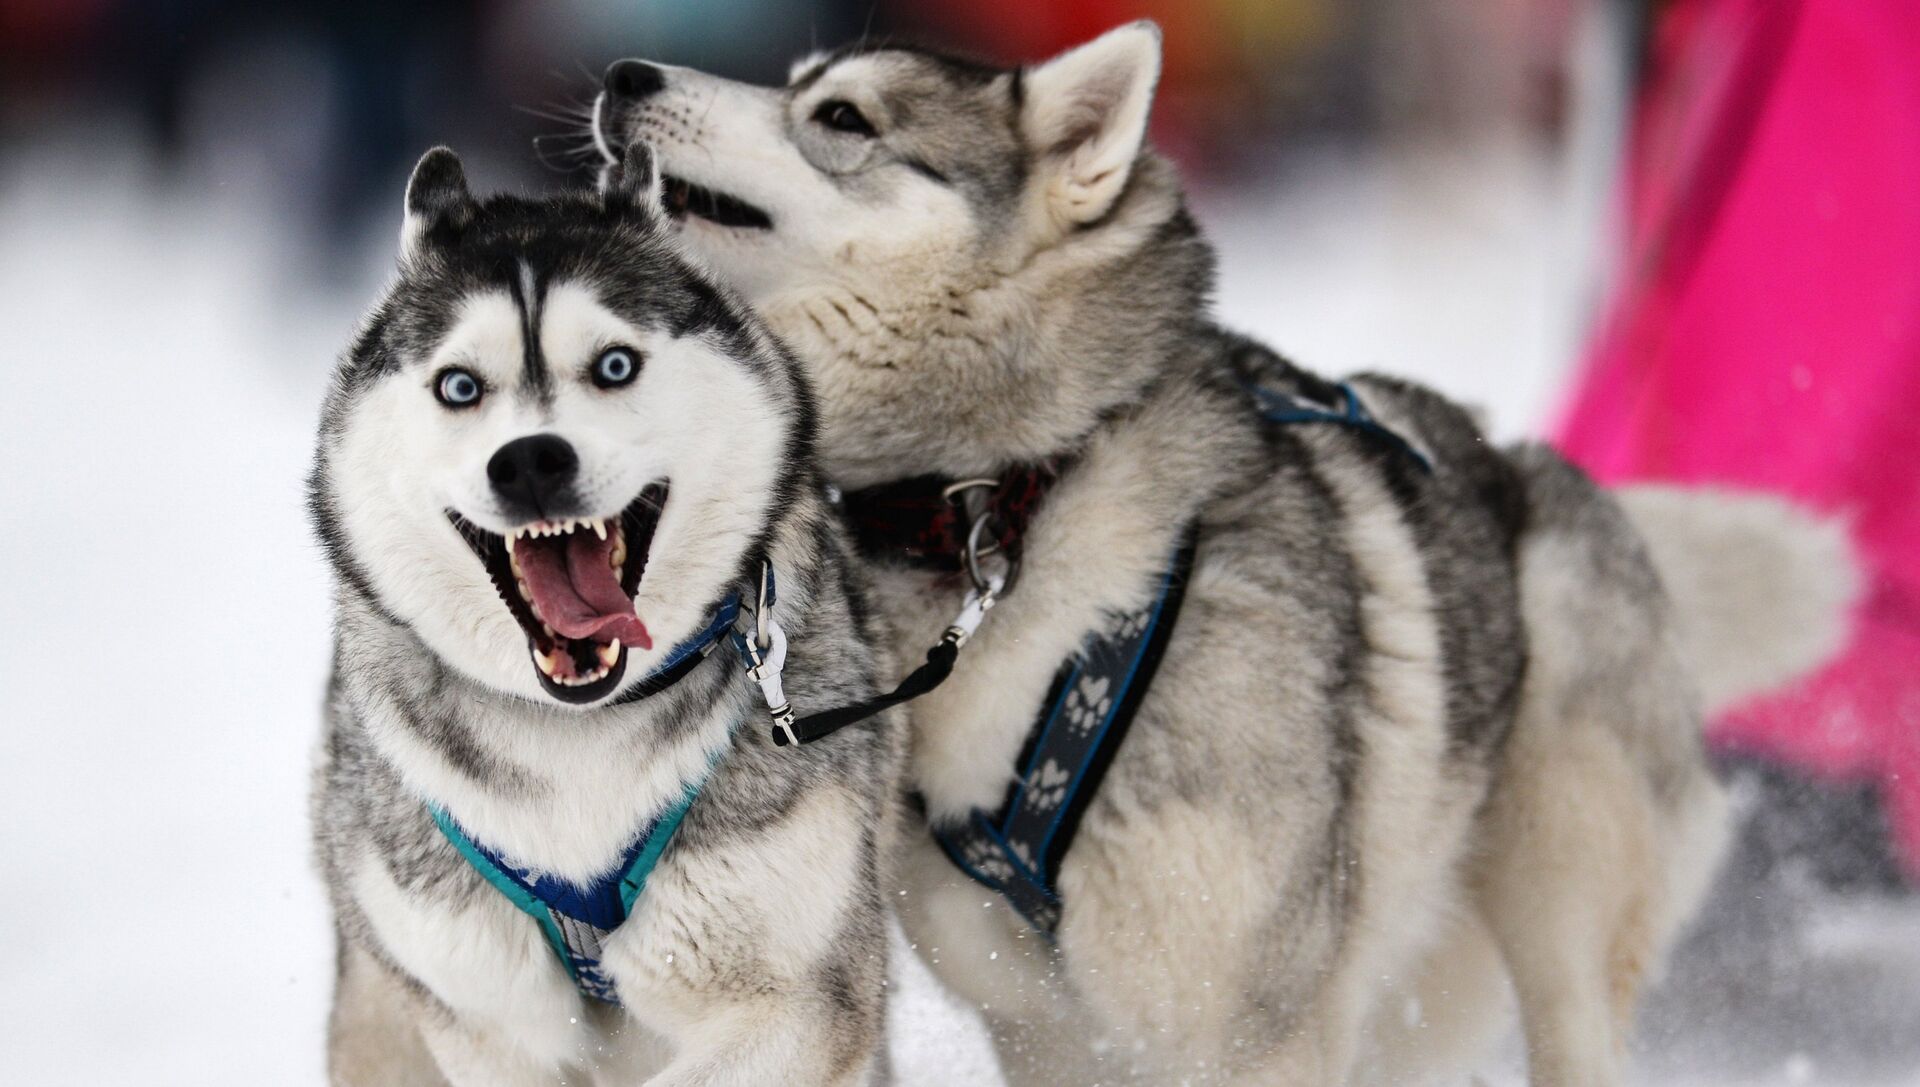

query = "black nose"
[
  {"left": 488, "top": 434, "right": 579, "bottom": 518},
  {"left": 603, "top": 59, "right": 664, "bottom": 102}
]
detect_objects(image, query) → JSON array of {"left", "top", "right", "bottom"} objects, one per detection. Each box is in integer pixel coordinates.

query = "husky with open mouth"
[
  {"left": 595, "top": 22, "right": 1858, "bottom": 1087},
  {"left": 308, "top": 143, "right": 901, "bottom": 1085}
]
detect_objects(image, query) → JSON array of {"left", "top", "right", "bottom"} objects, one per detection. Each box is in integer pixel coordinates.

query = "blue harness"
[
  {"left": 933, "top": 380, "right": 1433, "bottom": 937},
  {"left": 428, "top": 592, "right": 747, "bottom": 1005}
]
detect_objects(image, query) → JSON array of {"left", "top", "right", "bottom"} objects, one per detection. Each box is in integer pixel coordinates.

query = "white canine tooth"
[
  {"left": 598, "top": 640, "right": 621, "bottom": 668},
  {"left": 534, "top": 648, "right": 560, "bottom": 676},
  {"left": 592, "top": 519, "right": 608, "bottom": 541},
  {"left": 516, "top": 578, "right": 532, "bottom": 601}
]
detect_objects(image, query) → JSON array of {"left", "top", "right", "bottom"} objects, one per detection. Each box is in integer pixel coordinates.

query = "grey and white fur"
[
  {"left": 597, "top": 21, "right": 1858, "bottom": 1086},
  {"left": 309, "top": 143, "right": 903, "bottom": 1086}
]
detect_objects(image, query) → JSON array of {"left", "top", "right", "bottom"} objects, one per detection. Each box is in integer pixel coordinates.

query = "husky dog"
[
  {"left": 595, "top": 23, "right": 1856, "bottom": 1086},
  {"left": 308, "top": 143, "right": 903, "bottom": 1086}
]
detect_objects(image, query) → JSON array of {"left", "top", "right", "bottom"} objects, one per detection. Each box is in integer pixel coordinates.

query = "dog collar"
[
  {"left": 840, "top": 461, "right": 1060, "bottom": 574},
  {"left": 607, "top": 593, "right": 743, "bottom": 707}
]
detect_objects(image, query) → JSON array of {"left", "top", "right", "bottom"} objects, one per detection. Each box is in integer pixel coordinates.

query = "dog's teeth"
[
  {"left": 534, "top": 648, "right": 561, "bottom": 677},
  {"left": 541, "top": 622, "right": 557, "bottom": 640},
  {"left": 592, "top": 519, "right": 608, "bottom": 541},
  {"left": 516, "top": 577, "right": 532, "bottom": 601},
  {"left": 598, "top": 640, "right": 621, "bottom": 668}
]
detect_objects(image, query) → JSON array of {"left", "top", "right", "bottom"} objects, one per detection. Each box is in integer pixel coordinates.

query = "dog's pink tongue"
[{"left": 515, "top": 532, "right": 652, "bottom": 649}]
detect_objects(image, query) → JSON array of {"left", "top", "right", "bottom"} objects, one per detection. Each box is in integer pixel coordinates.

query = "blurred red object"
[
  {"left": 904, "top": 0, "right": 1337, "bottom": 170},
  {"left": 1559, "top": 0, "right": 1920, "bottom": 876}
]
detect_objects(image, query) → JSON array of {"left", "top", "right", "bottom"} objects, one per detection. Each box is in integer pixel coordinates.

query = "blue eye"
[
  {"left": 435, "top": 368, "right": 482, "bottom": 408},
  {"left": 592, "top": 346, "right": 640, "bottom": 389}
]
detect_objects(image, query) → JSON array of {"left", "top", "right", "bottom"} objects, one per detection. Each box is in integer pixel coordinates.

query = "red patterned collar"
[{"left": 839, "top": 462, "right": 1062, "bottom": 574}]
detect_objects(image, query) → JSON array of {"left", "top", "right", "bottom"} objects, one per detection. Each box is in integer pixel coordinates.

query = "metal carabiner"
[
  {"left": 964, "top": 509, "right": 1020, "bottom": 598},
  {"left": 939, "top": 477, "right": 1000, "bottom": 505},
  {"left": 753, "top": 560, "right": 773, "bottom": 651}
]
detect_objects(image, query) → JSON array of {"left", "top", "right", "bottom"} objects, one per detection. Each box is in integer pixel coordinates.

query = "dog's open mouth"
[
  {"left": 449, "top": 484, "right": 667, "bottom": 704},
  {"left": 661, "top": 175, "right": 772, "bottom": 231}
]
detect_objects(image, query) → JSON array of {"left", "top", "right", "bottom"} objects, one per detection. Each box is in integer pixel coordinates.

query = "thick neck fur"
[
  {"left": 763, "top": 151, "right": 1265, "bottom": 816},
  {"left": 761, "top": 152, "right": 1218, "bottom": 487},
  {"left": 331, "top": 489, "right": 834, "bottom": 885}
]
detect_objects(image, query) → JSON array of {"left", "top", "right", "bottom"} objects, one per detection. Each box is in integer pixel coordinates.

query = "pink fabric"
[{"left": 1557, "top": 0, "right": 1920, "bottom": 874}]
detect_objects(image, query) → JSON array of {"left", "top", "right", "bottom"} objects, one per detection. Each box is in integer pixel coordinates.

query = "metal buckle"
[
  {"left": 752, "top": 561, "right": 774, "bottom": 652},
  {"left": 964, "top": 510, "right": 1018, "bottom": 598}
]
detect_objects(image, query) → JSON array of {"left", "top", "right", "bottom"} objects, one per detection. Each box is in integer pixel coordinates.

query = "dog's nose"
[
  {"left": 488, "top": 434, "right": 579, "bottom": 517},
  {"left": 603, "top": 59, "right": 665, "bottom": 102}
]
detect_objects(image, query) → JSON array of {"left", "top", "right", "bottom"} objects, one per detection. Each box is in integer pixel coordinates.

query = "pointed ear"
[
  {"left": 601, "top": 138, "right": 665, "bottom": 223},
  {"left": 401, "top": 147, "right": 473, "bottom": 258},
  {"left": 1021, "top": 21, "right": 1162, "bottom": 227}
]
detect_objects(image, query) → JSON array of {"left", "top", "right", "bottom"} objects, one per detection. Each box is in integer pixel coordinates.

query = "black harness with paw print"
[
  {"left": 855, "top": 368, "right": 1432, "bottom": 938},
  {"left": 931, "top": 528, "right": 1198, "bottom": 937}
]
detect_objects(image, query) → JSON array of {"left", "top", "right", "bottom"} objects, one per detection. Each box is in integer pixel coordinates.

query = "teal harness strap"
[
  {"left": 429, "top": 805, "right": 577, "bottom": 978},
  {"left": 429, "top": 754, "right": 719, "bottom": 1005}
]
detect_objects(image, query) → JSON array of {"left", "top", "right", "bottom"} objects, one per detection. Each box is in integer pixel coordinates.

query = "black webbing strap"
[{"left": 770, "top": 633, "right": 962, "bottom": 746}]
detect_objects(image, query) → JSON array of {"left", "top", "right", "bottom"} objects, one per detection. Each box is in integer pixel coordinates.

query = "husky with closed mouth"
[
  {"left": 594, "top": 23, "right": 1856, "bottom": 1085},
  {"left": 308, "top": 142, "right": 902, "bottom": 1086}
]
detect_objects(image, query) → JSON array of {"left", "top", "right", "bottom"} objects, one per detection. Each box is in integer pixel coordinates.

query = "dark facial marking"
[
  {"left": 902, "top": 157, "right": 950, "bottom": 185},
  {"left": 508, "top": 259, "right": 551, "bottom": 403}
]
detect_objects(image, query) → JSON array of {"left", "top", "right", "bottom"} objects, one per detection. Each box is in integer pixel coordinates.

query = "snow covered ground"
[{"left": 2, "top": 136, "right": 1914, "bottom": 1086}]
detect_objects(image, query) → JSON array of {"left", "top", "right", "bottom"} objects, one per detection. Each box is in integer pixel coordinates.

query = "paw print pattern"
[
  {"left": 1007, "top": 838, "right": 1037, "bottom": 872},
  {"left": 1109, "top": 606, "right": 1151, "bottom": 642},
  {"left": 1029, "top": 901, "right": 1061, "bottom": 931},
  {"left": 1064, "top": 675, "right": 1112, "bottom": 735},
  {"left": 962, "top": 836, "right": 1015, "bottom": 884},
  {"left": 1025, "top": 759, "right": 1072, "bottom": 812}
]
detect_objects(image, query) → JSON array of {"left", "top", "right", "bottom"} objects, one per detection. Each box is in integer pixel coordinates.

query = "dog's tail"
[{"left": 1614, "top": 485, "right": 1858, "bottom": 716}]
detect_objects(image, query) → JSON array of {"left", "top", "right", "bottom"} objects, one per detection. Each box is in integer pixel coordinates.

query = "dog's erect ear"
[
  {"left": 1021, "top": 21, "right": 1162, "bottom": 227},
  {"left": 401, "top": 147, "right": 474, "bottom": 259},
  {"left": 602, "top": 138, "right": 665, "bottom": 223}
]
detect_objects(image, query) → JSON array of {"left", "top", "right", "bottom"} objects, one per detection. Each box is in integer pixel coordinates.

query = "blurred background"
[{"left": 1, "top": 1, "right": 1915, "bottom": 1083}]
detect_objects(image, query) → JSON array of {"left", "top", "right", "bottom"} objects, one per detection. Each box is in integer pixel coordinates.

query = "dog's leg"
[
  {"left": 1475, "top": 449, "right": 1737, "bottom": 1087},
  {"left": 1357, "top": 909, "right": 1513, "bottom": 1086},
  {"left": 327, "top": 941, "right": 447, "bottom": 1087},
  {"left": 1470, "top": 722, "right": 1653, "bottom": 1087},
  {"left": 632, "top": 1000, "right": 883, "bottom": 1087},
  {"left": 418, "top": 1015, "right": 573, "bottom": 1087}
]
